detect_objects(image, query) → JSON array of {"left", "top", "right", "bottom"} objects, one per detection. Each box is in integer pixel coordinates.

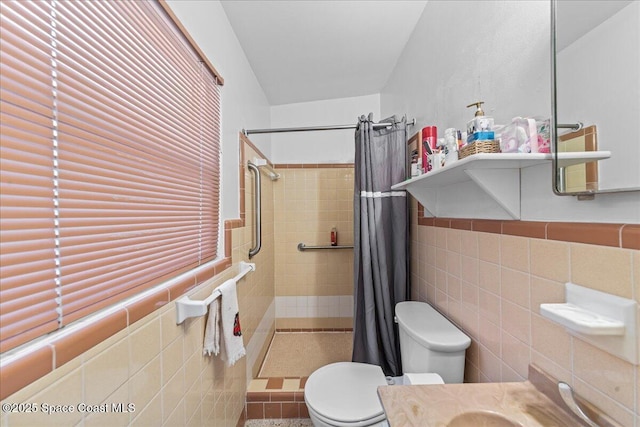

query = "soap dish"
[
  {"left": 540, "top": 303, "right": 624, "bottom": 336},
  {"left": 539, "top": 282, "right": 638, "bottom": 364}
]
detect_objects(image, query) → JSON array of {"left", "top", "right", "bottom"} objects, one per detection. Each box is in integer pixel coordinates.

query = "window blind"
[{"left": 0, "top": 0, "right": 221, "bottom": 352}]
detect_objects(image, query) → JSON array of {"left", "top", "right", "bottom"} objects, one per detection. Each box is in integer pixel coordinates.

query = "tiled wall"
[
  {"left": 0, "top": 135, "right": 276, "bottom": 427},
  {"left": 273, "top": 166, "right": 354, "bottom": 330},
  {"left": 239, "top": 138, "right": 277, "bottom": 379},
  {"left": 0, "top": 265, "right": 257, "bottom": 427},
  {"left": 410, "top": 200, "right": 640, "bottom": 427}
]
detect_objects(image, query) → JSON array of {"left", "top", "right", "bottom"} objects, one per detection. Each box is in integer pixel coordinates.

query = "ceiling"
[
  {"left": 221, "top": 0, "right": 428, "bottom": 106},
  {"left": 556, "top": 0, "right": 633, "bottom": 51}
]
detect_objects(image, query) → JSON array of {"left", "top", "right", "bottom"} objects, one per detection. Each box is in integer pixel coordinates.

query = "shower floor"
[{"left": 259, "top": 331, "right": 352, "bottom": 378}]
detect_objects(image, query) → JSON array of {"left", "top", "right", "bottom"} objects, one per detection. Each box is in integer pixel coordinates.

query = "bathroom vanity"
[{"left": 377, "top": 365, "right": 618, "bottom": 427}]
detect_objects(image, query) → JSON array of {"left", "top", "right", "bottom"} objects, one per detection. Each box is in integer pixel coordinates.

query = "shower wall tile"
[
  {"left": 411, "top": 212, "right": 640, "bottom": 427},
  {"left": 273, "top": 167, "right": 354, "bottom": 329}
]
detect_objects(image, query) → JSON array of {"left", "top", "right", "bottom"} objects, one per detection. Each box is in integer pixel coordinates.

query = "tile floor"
[{"left": 246, "top": 331, "right": 352, "bottom": 421}]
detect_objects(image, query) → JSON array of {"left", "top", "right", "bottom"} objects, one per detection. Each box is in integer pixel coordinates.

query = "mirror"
[{"left": 551, "top": 0, "right": 640, "bottom": 194}]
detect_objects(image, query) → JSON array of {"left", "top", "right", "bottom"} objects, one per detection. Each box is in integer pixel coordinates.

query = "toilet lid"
[{"left": 304, "top": 362, "right": 387, "bottom": 423}]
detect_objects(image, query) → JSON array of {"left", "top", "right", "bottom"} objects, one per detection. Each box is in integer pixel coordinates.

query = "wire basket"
[{"left": 459, "top": 140, "right": 501, "bottom": 159}]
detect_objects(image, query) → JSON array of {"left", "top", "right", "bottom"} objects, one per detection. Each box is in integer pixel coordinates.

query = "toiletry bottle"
[
  {"left": 421, "top": 126, "right": 437, "bottom": 173},
  {"left": 466, "top": 102, "right": 494, "bottom": 143},
  {"left": 331, "top": 227, "right": 337, "bottom": 246}
]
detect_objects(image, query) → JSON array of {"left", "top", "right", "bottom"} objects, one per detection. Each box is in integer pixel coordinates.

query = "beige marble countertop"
[{"left": 377, "top": 381, "right": 582, "bottom": 427}]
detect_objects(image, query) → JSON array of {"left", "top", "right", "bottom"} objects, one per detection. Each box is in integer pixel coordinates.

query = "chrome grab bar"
[
  {"left": 248, "top": 161, "right": 261, "bottom": 259},
  {"left": 297, "top": 243, "right": 354, "bottom": 251}
]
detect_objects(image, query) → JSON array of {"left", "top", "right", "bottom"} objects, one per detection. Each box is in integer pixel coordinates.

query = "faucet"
[{"left": 557, "top": 382, "right": 600, "bottom": 427}]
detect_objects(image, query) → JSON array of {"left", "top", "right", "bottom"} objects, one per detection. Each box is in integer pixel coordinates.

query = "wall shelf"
[{"left": 391, "top": 151, "right": 610, "bottom": 219}]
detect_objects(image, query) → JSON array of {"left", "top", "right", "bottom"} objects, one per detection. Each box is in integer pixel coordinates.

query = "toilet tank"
[{"left": 395, "top": 301, "right": 471, "bottom": 383}]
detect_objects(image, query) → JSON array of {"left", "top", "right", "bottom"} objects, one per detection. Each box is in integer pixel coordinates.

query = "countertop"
[{"left": 377, "top": 381, "right": 581, "bottom": 427}]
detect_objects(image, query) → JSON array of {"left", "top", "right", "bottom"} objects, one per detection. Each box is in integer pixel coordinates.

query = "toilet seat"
[{"left": 304, "top": 362, "right": 387, "bottom": 426}]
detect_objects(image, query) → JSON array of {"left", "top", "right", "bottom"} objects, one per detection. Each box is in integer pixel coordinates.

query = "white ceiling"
[
  {"left": 221, "top": 0, "right": 428, "bottom": 106},
  {"left": 556, "top": 0, "right": 633, "bottom": 51}
]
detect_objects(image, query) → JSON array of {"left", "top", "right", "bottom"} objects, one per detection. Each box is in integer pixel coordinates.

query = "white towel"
[
  {"left": 204, "top": 279, "right": 246, "bottom": 365},
  {"left": 203, "top": 297, "right": 220, "bottom": 356}
]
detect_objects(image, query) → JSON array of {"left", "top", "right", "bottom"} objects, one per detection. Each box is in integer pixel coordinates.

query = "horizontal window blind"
[{"left": 0, "top": 0, "right": 221, "bottom": 352}]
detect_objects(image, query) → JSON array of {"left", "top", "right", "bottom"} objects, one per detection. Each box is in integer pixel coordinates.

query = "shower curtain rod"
[{"left": 243, "top": 118, "right": 416, "bottom": 135}]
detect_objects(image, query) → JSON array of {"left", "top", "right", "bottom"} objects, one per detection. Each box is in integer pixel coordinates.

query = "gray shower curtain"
[{"left": 352, "top": 113, "right": 409, "bottom": 377}]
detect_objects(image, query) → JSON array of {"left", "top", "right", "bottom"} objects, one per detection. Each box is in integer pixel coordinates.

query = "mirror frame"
[{"left": 550, "top": 0, "right": 640, "bottom": 197}]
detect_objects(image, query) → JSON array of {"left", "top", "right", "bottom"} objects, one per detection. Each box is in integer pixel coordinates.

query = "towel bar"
[
  {"left": 175, "top": 261, "right": 255, "bottom": 324},
  {"left": 297, "top": 243, "right": 354, "bottom": 251}
]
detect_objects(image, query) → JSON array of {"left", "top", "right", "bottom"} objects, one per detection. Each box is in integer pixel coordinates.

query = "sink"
[{"left": 447, "top": 410, "right": 523, "bottom": 427}]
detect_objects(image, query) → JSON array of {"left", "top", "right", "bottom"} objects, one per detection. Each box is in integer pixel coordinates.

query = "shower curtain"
[{"left": 352, "top": 113, "right": 409, "bottom": 377}]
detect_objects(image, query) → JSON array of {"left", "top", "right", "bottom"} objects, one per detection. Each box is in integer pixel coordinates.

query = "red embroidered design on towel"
[{"left": 233, "top": 312, "right": 242, "bottom": 336}]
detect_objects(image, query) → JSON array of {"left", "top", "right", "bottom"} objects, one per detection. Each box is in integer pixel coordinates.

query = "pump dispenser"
[
  {"left": 466, "top": 101, "right": 494, "bottom": 143},
  {"left": 467, "top": 101, "right": 485, "bottom": 117}
]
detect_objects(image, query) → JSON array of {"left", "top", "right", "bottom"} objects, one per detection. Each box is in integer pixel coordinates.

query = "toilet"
[{"left": 304, "top": 301, "right": 471, "bottom": 427}]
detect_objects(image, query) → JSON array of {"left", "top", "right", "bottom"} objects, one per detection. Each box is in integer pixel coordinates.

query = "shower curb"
[{"left": 245, "top": 377, "right": 309, "bottom": 419}]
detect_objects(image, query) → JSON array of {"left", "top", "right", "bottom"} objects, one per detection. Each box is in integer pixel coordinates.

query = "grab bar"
[
  {"left": 297, "top": 243, "right": 354, "bottom": 251},
  {"left": 248, "top": 161, "right": 261, "bottom": 258}
]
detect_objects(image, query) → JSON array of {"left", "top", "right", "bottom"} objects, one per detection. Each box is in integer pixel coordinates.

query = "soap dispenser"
[{"left": 466, "top": 101, "right": 494, "bottom": 143}]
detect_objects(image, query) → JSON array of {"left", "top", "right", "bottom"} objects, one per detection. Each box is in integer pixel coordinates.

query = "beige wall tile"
[
  {"left": 458, "top": 304, "right": 479, "bottom": 340},
  {"left": 478, "top": 315, "right": 501, "bottom": 357},
  {"left": 8, "top": 366, "right": 83, "bottom": 427},
  {"left": 130, "top": 319, "right": 161, "bottom": 375},
  {"left": 435, "top": 269, "right": 447, "bottom": 292},
  {"left": 131, "top": 393, "right": 162, "bottom": 427},
  {"left": 572, "top": 378, "right": 635, "bottom": 427},
  {"left": 478, "top": 232, "right": 500, "bottom": 264},
  {"left": 460, "top": 230, "right": 478, "bottom": 258},
  {"left": 530, "top": 350, "right": 572, "bottom": 386},
  {"left": 162, "top": 368, "right": 185, "bottom": 423},
  {"left": 162, "top": 336, "right": 184, "bottom": 382},
  {"left": 501, "top": 301, "right": 530, "bottom": 345},
  {"left": 183, "top": 317, "right": 204, "bottom": 361},
  {"left": 84, "top": 383, "right": 131, "bottom": 427},
  {"left": 447, "top": 275, "right": 462, "bottom": 301},
  {"left": 633, "top": 251, "right": 640, "bottom": 305},
  {"left": 436, "top": 247, "right": 447, "bottom": 270},
  {"left": 478, "top": 344, "right": 501, "bottom": 382},
  {"left": 461, "top": 281, "right": 479, "bottom": 311},
  {"left": 501, "top": 363, "right": 525, "bottom": 382},
  {"left": 478, "top": 261, "right": 500, "bottom": 295},
  {"left": 500, "top": 235, "right": 530, "bottom": 273},
  {"left": 530, "top": 239, "right": 570, "bottom": 283},
  {"left": 129, "top": 356, "right": 161, "bottom": 412},
  {"left": 531, "top": 314, "right": 571, "bottom": 371},
  {"left": 530, "top": 276, "right": 565, "bottom": 311},
  {"left": 164, "top": 399, "right": 186, "bottom": 427},
  {"left": 466, "top": 339, "right": 480, "bottom": 368},
  {"left": 84, "top": 336, "right": 130, "bottom": 406},
  {"left": 461, "top": 256, "right": 479, "bottom": 286},
  {"left": 500, "top": 268, "right": 530, "bottom": 309},
  {"left": 501, "top": 331, "right": 530, "bottom": 379},
  {"left": 446, "top": 251, "right": 461, "bottom": 278},
  {"left": 448, "top": 298, "right": 462, "bottom": 326},
  {"left": 479, "top": 289, "right": 500, "bottom": 326},
  {"left": 570, "top": 244, "right": 633, "bottom": 299},
  {"left": 184, "top": 352, "right": 201, "bottom": 394},
  {"left": 161, "top": 308, "right": 182, "bottom": 350},
  {"left": 436, "top": 227, "right": 447, "bottom": 249},
  {"left": 447, "top": 229, "right": 461, "bottom": 253},
  {"left": 573, "top": 339, "right": 635, "bottom": 411}
]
